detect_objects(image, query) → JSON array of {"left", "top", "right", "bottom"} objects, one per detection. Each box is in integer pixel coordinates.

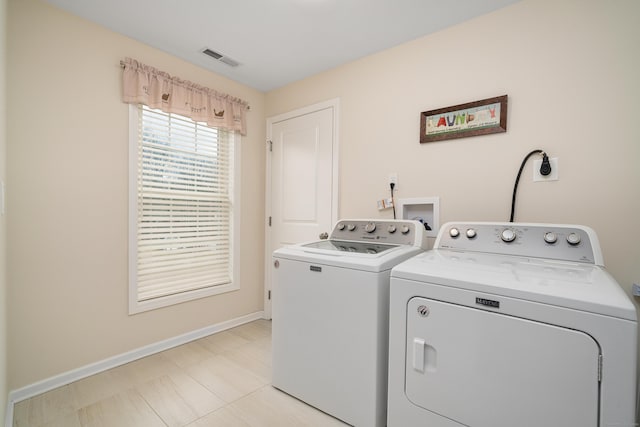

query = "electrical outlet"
[
  {"left": 632, "top": 283, "right": 640, "bottom": 297},
  {"left": 389, "top": 173, "right": 398, "bottom": 187},
  {"left": 533, "top": 157, "right": 559, "bottom": 182}
]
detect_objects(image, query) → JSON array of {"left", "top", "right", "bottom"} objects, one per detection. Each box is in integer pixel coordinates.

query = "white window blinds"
[{"left": 131, "top": 105, "right": 236, "bottom": 308}]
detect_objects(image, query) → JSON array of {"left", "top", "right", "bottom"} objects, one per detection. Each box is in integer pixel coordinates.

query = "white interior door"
[{"left": 264, "top": 99, "right": 339, "bottom": 318}]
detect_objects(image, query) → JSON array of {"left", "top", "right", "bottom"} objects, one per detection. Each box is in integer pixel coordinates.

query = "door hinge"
[
  {"left": 597, "top": 354, "right": 603, "bottom": 382},
  {"left": 268, "top": 216, "right": 272, "bottom": 226},
  {"left": 267, "top": 140, "right": 273, "bottom": 152},
  {"left": 268, "top": 290, "right": 271, "bottom": 300}
]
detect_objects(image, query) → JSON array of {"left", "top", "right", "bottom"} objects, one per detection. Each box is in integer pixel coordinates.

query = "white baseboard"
[{"left": 5, "top": 310, "right": 265, "bottom": 427}]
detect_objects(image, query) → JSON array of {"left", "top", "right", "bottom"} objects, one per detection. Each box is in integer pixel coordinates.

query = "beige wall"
[
  {"left": 7, "top": 0, "right": 266, "bottom": 390},
  {"left": 5, "top": 0, "right": 640, "bottom": 402},
  {"left": 266, "top": 0, "right": 640, "bottom": 295},
  {"left": 1, "top": 0, "right": 7, "bottom": 420}
]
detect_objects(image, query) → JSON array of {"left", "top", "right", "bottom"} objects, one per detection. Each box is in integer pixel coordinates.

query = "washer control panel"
[
  {"left": 436, "top": 222, "right": 602, "bottom": 265},
  {"left": 331, "top": 219, "right": 428, "bottom": 248}
]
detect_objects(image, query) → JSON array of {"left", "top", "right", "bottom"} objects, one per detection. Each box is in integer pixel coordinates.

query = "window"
[{"left": 129, "top": 105, "right": 240, "bottom": 314}]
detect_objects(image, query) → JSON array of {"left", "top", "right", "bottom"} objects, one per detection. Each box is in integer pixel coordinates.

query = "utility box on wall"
[{"left": 397, "top": 197, "right": 439, "bottom": 238}]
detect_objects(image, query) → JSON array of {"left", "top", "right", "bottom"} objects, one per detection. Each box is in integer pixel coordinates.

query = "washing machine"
[
  {"left": 388, "top": 222, "right": 637, "bottom": 427},
  {"left": 272, "top": 219, "right": 428, "bottom": 427}
]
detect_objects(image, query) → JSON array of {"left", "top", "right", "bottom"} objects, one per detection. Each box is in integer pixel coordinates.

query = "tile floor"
[{"left": 13, "top": 320, "right": 348, "bottom": 426}]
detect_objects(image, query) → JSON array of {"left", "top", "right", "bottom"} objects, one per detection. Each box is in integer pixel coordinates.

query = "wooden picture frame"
[{"left": 420, "top": 95, "right": 508, "bottom": 143}]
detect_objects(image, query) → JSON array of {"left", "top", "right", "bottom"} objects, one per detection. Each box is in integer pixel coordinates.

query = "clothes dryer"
[{"left": 388, "top": 222, "right": 637, "bottom": 427}]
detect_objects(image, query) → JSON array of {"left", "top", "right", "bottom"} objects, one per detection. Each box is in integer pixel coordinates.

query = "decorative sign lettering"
[{"left": 420, "top": 95, "right": 508, "bottom": 143}]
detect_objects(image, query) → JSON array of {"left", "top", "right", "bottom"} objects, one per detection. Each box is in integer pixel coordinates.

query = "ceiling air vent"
[{"left": 202, "top": 48, "right": 240, "bottom": 67}]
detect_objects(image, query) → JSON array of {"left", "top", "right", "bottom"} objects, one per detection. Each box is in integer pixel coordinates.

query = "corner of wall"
[{"left": 0, "top": 0, "right": 8, "bottom": 422}]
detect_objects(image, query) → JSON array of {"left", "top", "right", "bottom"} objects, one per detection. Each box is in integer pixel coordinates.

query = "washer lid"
[
  {"left": 391, "top": 250, "right": 636, "bottom": 321},
  {"left": 302, "top": 239, "right": 398, "bottom": 254},
  {"left": 274, "top": 241, "right": 423, "bottom": 272}
]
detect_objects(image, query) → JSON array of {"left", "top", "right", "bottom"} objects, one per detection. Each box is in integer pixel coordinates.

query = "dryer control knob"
[
  {"left": 401, "top": 225, "right": 410, "bottom": 234},
  {"left": 337, "top": 223, "right": 345, "bottom": 231},
  {"left": 501, "top": 228, "right": 516, "bottom": 243},
  {"left": 466, "top": 228, "right": 477, "bottom": 239},
  {"left": 544, "top": 232, "right": 557, "bottom": 244},
  {"left": 449, "top": 227, "right": 460, "bottom": 238},
  {"left": 364, "top": 222, "right": 376, "bottom": 233},
  {"left": 387, "top": 225, "right": 397, "bottom": 233},
  {"left": 566, "top": 232, "right": 581, "bottom": 245},
  {"left": 347, "top": 224, "right": 356, "bottom": 231}
]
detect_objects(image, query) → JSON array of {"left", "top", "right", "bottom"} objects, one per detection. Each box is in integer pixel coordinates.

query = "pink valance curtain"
[{"left": 121, "top": 57, "right": 248, "bottom": 135}]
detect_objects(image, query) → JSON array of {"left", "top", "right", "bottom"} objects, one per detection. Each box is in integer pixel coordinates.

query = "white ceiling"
[{"left": 44, "top": 0, "right": 521, "bottom": 92}]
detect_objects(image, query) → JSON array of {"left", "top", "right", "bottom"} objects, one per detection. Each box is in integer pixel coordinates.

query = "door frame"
[{"left": 263, "top": 98, "right": 340, "bottom": 319}]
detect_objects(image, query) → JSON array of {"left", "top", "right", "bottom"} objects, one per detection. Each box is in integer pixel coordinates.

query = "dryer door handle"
[
  {"left": 413, "top": 338, "right": 426, "bottom": 372},
  {"left": 413, "top": 337, "right": 437, "bottom": 373}
]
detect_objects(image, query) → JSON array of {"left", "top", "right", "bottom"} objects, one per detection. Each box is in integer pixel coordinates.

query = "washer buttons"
[{"left": 567, "top": 232, "right": 581, "bottom": 245}]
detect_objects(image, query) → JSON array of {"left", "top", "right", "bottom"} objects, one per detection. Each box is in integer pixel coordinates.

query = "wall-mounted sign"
[{"left": 420, "top": 95, "right": 508, "bottom": 143}]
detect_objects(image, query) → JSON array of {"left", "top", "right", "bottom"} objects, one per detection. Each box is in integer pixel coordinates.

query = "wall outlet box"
[
  {"left": 397, "top": 197, "right": 440, "bottom": 238},
  {"left": 389, "top": 173, "right": 398, "bottom": 187},
  {"left": 632, "top": 283, "right": 640, "bottom": 297},
  {"left": 533, "top": 157, "right": 559, "bottom": 182}
]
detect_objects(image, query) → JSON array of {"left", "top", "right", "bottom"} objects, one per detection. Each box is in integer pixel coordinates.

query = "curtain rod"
[{"left": 119, "top": 60, "right": 250, "bottom": 111}]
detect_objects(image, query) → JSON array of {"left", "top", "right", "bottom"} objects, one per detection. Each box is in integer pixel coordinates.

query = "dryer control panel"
[
  {"left": 435, "top": 222, "right": 603, "bottom": 265},
  {"left": 331, "top": 219, "right": 428, "bottom": 248}
]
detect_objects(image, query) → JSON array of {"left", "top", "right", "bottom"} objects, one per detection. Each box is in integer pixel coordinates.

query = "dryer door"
[{"left": 405, "top": 297, "right": 600, "bottom": 427}]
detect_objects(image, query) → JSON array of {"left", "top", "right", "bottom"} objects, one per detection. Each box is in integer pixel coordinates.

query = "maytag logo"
[{"left": 476, "top": 297, "right": 500, "bottom": 308}]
